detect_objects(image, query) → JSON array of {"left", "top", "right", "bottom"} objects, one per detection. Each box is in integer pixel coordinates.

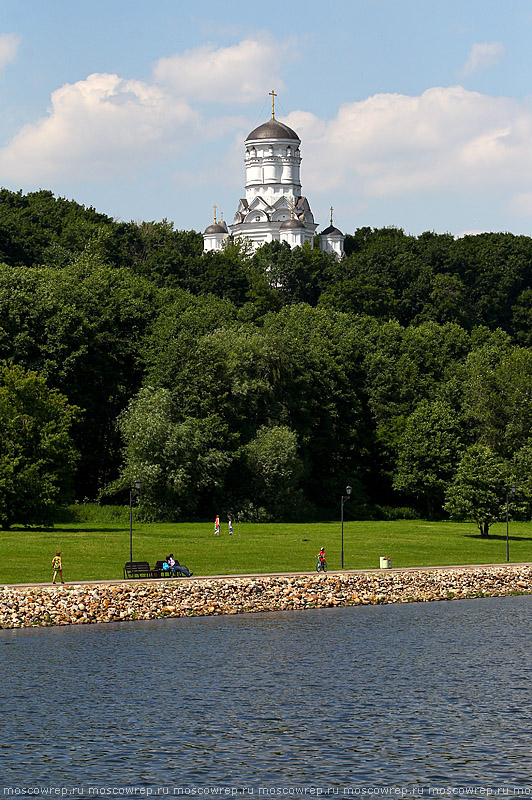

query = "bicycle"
[{"left": 316, "top": 558, "right": 328, "bottom": 573}]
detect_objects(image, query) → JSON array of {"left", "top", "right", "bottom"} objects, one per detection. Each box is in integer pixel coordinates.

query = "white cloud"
[
  {"left": 3, "top": 32, "right": 531, "bottom": 232},
  {"left": 0, "top": 36, "right": 292, "bottom": 184},
  {"left": 0, "top": 33, "right": 21, "bottom": 69},
  {"left": 0, "top": 72, "right": 199, "bottom": 181},
  {"left": 284, "top": 86, "right": 532, "bottom": 217},
  {"left": 153, "top": 37, "right": 292, "bottom": 103},
  {"left": 462, "top": 42, "right": 505, "bottom": 76}
]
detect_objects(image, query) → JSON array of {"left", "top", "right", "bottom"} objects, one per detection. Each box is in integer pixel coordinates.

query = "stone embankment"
[{"left": 1, "top": 565, "right": 532, "bottom": 629}]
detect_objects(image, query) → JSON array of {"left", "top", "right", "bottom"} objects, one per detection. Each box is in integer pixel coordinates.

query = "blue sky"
[{"left": 2, "top": 0, "right": 532, "bottom": 237}]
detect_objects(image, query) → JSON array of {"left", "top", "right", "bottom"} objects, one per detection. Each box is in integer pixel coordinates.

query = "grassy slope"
[{"left": 1, "top": 519, "right": 531, "bottom": 584}]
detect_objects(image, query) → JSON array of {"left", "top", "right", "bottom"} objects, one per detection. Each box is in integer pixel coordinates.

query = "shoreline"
[{"left": 2, "top": 564, "right": 532, "bottom": 629}]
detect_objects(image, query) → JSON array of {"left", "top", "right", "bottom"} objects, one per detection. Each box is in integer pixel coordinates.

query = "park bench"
[
  {"left": 152, "top": 560, "right": 191, "bottom": 578},
  {"left": 153, "top": 560, "right": 168, "bottom": 578},
  {"left": 123, "top": 561, "right": 157, "bottom": 579}
]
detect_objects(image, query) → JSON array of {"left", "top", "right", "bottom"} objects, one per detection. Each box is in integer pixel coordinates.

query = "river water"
[{"left": 1, "top": 596, "right": 532, "bottom": 797}]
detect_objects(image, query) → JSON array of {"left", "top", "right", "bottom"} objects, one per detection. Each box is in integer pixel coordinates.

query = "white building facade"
[{"left": 203, "top": 101, "right": 344, "bottom": 257}]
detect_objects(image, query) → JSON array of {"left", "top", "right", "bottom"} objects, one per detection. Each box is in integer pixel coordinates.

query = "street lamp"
[
  {"left": 129, "top": 478, "right": 142, "bottom": 567},
  {"left": 506, "top": 484, "right": 517, "bottom": 563},
  {"left": 341, "top": 485, "right": 352, "bottom": 569}
]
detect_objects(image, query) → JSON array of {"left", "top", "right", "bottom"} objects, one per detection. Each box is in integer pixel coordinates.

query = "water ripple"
[{"left": 1, "top": 596, "right": 532, "bottom": 791}]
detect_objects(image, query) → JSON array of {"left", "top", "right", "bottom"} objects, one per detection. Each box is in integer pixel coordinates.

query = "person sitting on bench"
[{"left": 167, "top": 554, "right": 193, "bottom": 577}]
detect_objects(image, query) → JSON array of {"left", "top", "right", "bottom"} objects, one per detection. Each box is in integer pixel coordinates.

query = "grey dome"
[
  {"left": 246, "top": 118, "right": 300, "bottom": 142},
  {"left": 280, "top": 218, "right": 305, "bottom": 230},
  {"left": 320, "top": 225, "right": 343, "bottom": 236},
  {"left": 204, "top": 223, "right": 226, "bottom": 235}
]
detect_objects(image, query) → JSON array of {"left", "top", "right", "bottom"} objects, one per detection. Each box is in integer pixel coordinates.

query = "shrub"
[{"left": 375, "top": 505, "right": 423, "bottom": 521}]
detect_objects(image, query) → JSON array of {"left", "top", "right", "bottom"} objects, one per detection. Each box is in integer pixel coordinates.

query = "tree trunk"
[{"left": 479, "top": 520, "right": 490, "bottom": 538}]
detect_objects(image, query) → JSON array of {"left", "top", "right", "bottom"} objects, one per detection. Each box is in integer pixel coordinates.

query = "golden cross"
[
  {"left": 213, "top": 203, "right": 217, "bottom": 224},
  {"left": 269, "top": 89, "right": 277, "bottom": 118}
]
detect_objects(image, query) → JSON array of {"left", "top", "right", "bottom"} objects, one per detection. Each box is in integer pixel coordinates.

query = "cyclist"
[{"left": 317, "top": 547, "right": 326, "bottom": 567}]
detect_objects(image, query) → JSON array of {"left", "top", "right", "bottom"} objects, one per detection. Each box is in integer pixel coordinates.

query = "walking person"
[
  {"left": 214, "top": 514, "right": 220, "bottom": 535},
  {"left": 51, "top": 551, "right": 64, "bottom": 584},
  {"left": 228, "top": 517, "right": 233, "bottom": 535}
]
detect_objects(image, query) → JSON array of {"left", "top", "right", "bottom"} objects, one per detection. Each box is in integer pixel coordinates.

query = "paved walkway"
[{"left": 4, "top": 561, "right": 532, "bottom": 590}]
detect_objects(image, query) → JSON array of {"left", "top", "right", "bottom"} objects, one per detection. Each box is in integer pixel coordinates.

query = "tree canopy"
[
  {"left": 0, "top": 362, "right": 79, "bottom": 528},
  {"left": 1, "top": 187, "right": 532, "bottom": 526}
]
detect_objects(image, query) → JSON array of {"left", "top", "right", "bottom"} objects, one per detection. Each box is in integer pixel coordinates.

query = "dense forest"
[{"left": 2, "top": 187, "right": 532, "bottom": 531}]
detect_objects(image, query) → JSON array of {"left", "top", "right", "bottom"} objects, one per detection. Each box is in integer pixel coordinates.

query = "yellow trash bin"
[{"left": 380, "top": 556, "right": 392, "bottom": 569}]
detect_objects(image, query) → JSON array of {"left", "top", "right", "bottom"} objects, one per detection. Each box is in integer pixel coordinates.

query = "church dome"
[
  {"left": 246, "top": 118, "right": 300, "bottom": 142},
  {"left": 204, "top": 223, "right": 226, "bottom": 235},
  {"left": 280, "top": 218, "right": 305, "bottom": 229},
  {"left": 320, "top": 224, "right": 343, "bottom": 236}
]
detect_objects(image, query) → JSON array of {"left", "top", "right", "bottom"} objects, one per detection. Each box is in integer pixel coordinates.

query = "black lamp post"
[
  {"left": 341, "top": 485, "right": 352, "bottom": 569},
  {"left": 129, "top": 478, "right": 142, "bottom": 566},
  {"left": 506, "top": 484, "right": 516, "bottom": 563}
]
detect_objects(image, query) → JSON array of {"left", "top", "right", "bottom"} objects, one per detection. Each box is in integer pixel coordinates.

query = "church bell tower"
[{"left": 203, "top": 92, "right": 343, "bottom": 256}]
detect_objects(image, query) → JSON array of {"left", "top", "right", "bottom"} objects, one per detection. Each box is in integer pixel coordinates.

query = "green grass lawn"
[{"left": 1, "top": 518, "right": 532, "bottom": 585}]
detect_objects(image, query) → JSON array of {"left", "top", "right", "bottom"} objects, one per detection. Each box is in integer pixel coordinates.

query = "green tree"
[
  {"left": 361, "top": 318, "right": 471, "bottom": 485},
  {"left": 0, "top": 252, "right": 161, "bottom": 496},
  {"left": 0, "top": 188, "right": 112, "bottom": 268},
  {"left": 393, "top": 400, "right": 464, "bottom": 518},
  {"left": 115, "top": 385, "right": 234, "bottom": 520},
  {"left": 512, "top": 288, "right": 532, "bottom": 347},
  {"left": 459, "top": 334, "right": 532, "bottom": 457},
  {"left": 262, "top": 304, "right": 370, "bottom": 511},
  {"left": 510, "top": 439, "right": 532, "bottom": 520},
  {"left": 0, "top": 363, "right": 80, "bottom": 529},
  {"left": 419, "top": 273, "right": 473, "bottom": 327},
  {"left": 444, "top": 444, "right": 508, "bottom": 537},
  {"left": 243, "top": 425, "right": 304, "bottom": 520}
]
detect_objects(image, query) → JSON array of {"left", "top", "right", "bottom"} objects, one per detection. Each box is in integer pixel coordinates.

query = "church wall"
[
  {"left": 263, "top": 160, "right": 279, "bottom": 183},
  {"left": 246, "top": 164, "right": 262, "bottom": 184},
  {"left": 318, "top": 236, "right": 344, "bottom": 257},
  {"left": 205, "top": 111, "right": 342, "bottom": 256},
  {"left": 204, "top": 234, "right": 228, "bottom": 252},
  {"left": 281, "top": 162, "right": 296, "bottom": 183}
]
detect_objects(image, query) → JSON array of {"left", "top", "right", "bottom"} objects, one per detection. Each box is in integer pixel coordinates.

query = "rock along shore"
[{"left": 2, "top": 565, "right": 532, "bottom": 629}]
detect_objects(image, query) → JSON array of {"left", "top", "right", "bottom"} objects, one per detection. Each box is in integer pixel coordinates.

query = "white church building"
[{"left": 203, "top": 94, "right": 344, "bottom": 258}]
